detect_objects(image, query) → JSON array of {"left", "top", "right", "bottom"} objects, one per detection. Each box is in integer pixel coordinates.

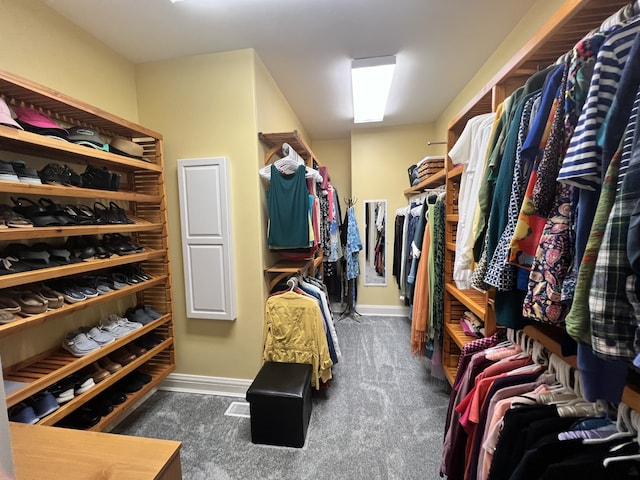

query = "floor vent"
[{"left": 224, "top": 401, "right": 250, "bottom": 418}]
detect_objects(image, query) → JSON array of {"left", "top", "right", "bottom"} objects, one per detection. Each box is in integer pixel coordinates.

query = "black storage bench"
[{"left": 245, "top": 361, "right": 313, "bottom": 448}]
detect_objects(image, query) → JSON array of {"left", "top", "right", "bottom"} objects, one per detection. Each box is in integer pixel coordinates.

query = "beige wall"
[
  {"left": 254, "top": 54, "right": 311, "bottom": 277},
  {"left": 0, "top": 0, "right": 138, "bottom": 123},
  {"left": 135, "top": 49, "right": 269, "bottom": 380},
  {"left": 0, "top": 0, "right": 140, "bottom": 366},
  {"left": 311, "top": 138, "right": 352, "bottom": 200},
  {"left": 351, "top": 123, "right": 436, "bottom": 307},
  {"left": 434, "top": 0, "right": 565, "bottom": 137}
]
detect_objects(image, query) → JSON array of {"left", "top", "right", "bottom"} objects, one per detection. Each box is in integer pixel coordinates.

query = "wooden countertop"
[{"left": 10, "top": 423, "right": 182, "bottom": 479}]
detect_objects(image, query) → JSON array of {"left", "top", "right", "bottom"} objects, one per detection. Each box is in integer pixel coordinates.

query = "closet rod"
[{"left": 523, "top": 325, "right": 640, "bottom": 411}]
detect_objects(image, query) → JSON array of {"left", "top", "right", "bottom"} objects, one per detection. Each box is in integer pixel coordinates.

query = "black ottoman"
[{"left": 245, "top": 361, "right": 313, "bottom": 448}]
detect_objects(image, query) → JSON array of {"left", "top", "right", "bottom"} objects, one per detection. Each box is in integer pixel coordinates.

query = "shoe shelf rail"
[
  {"left": 0, "top": 221, "right": 163, "bottom": 242},
  {"left": 0, "top": 275, "right": 167, "bottom": 339},
  {"left": 45, "top": 341, "right": 175, "bottom": 429},
  {"left": 0, "top": 127, "right": 163, "bottom": 173},
  {"left": 0, "top": 248, "right": 166, "bottom": 291},
  {"left": 0, "top": 180, "right": 162, "bottom": 203},
  {"left": 92, "top": 360, "right": 174, "bottom": 432},
  {"left": 3, "top": 316, "right": 173, "bottom": 409}
]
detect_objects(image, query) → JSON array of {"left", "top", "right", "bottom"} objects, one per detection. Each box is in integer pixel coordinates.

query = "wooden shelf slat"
[
  {"left": 38, "top": 340, "right": 174, "bottom": 427},
  {"left": 403, "top": 169, "right": 446, "bottom": 195},
  {"left": 0, "top": 275, "right": 167, "bottom": 339},
  {"left": 5, "top": 319, "right": 173, "bottom": 408},
  {"left": 446, "top": 164, "right": 464, "bottom": 179},
  {"left": 445, "top": 283, "right": 486, "bottom": 321},
  {"left": 258, "top": 130, "right": 320, "bottom": 166},
  {"left": 0, "top": 248, "right": 166, "bottom": 290},
  {"left": 90, "top": 362, "right": 174, "bottom": 432},
  {"left": 0, "top": 221, "right": 163, "bottom": 241},
  {"left": 444, "top": 365, "right": 457, "bottom": 384},
  {"left": 0, "top": 125, "right": 162, "bottom": 173},
  {"left": 444, "top": 322, "right": 481, "bottom": 350},
  {"left": 0, "top": 179, "right": 161, "bottom": 203}
]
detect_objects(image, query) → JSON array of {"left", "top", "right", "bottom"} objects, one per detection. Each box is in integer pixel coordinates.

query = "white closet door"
[{"left": 177, "top": 157, "right": 237, "bottom": 320}]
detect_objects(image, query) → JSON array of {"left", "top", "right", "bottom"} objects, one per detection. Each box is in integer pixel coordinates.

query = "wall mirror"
[{"left": 363, "top": 200, "right": 387, "bottom": 286}]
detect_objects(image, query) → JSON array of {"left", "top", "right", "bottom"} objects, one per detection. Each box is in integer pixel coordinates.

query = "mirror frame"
[{"left": 363, "top": 199, "right": 387, "bottom": 287}]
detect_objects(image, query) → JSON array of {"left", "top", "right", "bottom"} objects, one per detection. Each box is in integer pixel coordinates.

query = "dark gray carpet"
[{"left": 113, "top": 316, "right": 451, "bottom": 479}]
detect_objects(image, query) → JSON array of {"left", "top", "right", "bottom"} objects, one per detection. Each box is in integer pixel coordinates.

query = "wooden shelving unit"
[
  {"left": 0, "top": 69, "right": 175, "bottom": 431},
  {"left": 440, "top": 0, "right": 631, "bottom": 384},
  {"left": 259, "top": 130, "right": 324, "bottom": 289}
]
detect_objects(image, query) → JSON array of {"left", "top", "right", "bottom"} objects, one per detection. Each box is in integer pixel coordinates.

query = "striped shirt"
[{"left": 558, "top": 18, "right": 640, "bottom": 190}]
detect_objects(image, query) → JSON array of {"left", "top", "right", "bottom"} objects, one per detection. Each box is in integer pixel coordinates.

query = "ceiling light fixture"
[{"left": 351, "top": 55, "right": 396, "bottom": 124}]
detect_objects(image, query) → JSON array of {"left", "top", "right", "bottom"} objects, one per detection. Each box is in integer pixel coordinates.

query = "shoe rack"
[{"left": 0, "top": 69, "right": 174, "bottom": 431}]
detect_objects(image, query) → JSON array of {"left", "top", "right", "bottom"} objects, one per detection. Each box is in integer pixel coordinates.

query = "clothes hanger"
[
  {"left": 584, "top": 403, "right": 635, "bottom": 445},
  {"left": 602, "top": 408, "right": 640, "bottom": 466},
  {"left": 258, "top": 143, "right": 322, "bottom": 182}
]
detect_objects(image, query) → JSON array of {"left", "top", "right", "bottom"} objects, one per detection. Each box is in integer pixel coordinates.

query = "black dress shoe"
[{"left": 58, "top": 406, "right": 100, "bottom": 429}]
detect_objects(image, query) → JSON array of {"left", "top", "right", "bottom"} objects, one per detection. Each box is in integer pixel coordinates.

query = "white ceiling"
[{"left": 41, "top": 0, "right": 537, "bottom": 140}]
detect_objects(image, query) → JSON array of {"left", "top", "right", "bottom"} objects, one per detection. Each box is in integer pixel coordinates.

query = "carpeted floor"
[{"left": 112, "top": 315, "right": 451, "bottom": 479}]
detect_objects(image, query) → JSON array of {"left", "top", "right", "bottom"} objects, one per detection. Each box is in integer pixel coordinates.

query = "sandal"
[
  {"left": 11, "top": 197, "right": 60, "bottom": 227},
  {"left": 93, "top": 201, "right": 119, "bottom": 224},
  {"left": 15, "top": 291, "right": 48, "bottom": 316},
  {"left": 38, "top": 198, "right": 77, "bottom": 225},
  {"left": 109, "top": 202, "right": 134, "bottom": 224},
  {"left": 0, "top": 204, "right": 33, "bottom": 228},
  {"left": 63, "top": 205, "right": 95, "bottom": 225}
]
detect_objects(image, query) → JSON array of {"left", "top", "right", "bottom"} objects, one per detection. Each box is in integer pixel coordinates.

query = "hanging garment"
[
  {"left": 263, "top": 291, "right": 333, "bottom": 389},
  {"left": 345, "top": 206, "right": 362, "bottom": 280},
  {"left": 449, "top": 112, "right": 496, "bottom": 290},
  {"left": 267, "top": 164, "right": 311, "bottom": 248}
]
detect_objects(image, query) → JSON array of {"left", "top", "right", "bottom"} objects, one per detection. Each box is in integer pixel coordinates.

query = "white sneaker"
[
  {"left": 108, "top": 313, "right": 142, "bottom": 331},
  {"left": 98, "top": 317, "right": 130, "bottom": 338}
]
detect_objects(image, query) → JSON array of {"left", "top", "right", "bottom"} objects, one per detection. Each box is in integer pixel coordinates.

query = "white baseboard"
[
  {"left": 159, "top": 373, "right": 252, "bottom": 398},
  {"left": 352, "top": 305, "right": 410, "bottom": 317}
]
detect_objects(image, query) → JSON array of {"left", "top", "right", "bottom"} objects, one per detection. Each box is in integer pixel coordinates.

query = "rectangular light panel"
[{"left": 351, "top": 56, "right": 396, "bottom": 123}]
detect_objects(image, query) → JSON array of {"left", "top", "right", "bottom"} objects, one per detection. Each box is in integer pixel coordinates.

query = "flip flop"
[{"left": 0, "top": 204, "right": 33, "bottom": 228}]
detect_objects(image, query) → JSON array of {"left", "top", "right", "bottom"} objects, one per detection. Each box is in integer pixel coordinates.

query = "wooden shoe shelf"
[{"left": 0, "top": 69, "right": 175, "bottom": 431}]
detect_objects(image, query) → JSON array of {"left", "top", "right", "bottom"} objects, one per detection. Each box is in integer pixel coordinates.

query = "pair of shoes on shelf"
[
  {"left": 9, "top": 391, "right": 61, "bottom": 424},
  {"left": 101, "top": 233, "right": 142, "bottom": 256},
  {"left": 62, "top": 330, "right": 102, "bottom": 357},
  {"left": 10, "top": 161, "right": 41, "bottom": 185},
  {"left": 80, "top": 164, "right": 120, "bottom": 192},
  {"left": 0, "top": 160, "right": 19, "bottom": 183},
  {"left": 125, "top": 305, "right": 162, "bottom": 325},
  {"left": 56, "top": 406, "right": 101, "bottom": 430},
  {"left": 110, "top": 343, "right": 146, "bottom": 366},
  {"left": 85, "top": 361, "right": 110, "bottom": 384},
  {"left": 11, "top": 197, "right": 79, "bottom": 226},
  {"left": 46, "top": 280, "right": 91, "bottom": 304},
  {"left": 66, "top": 235, "right": 111, "bottom": 260},
  {"left": 0, "top": 296, "right": 20, "bottom": 323},
  {"left": 98, "top": 355, "right": 122, "bottom": 374},
  {"left": 38, "top": 163, "right": 82, "bottom": 187},
  {"left": 94, "top": 202, "right": 133, "bottom": 225},
  {"left": 0, "top": 204, "right": 33, "bottom": 228},
  {"left": 114, "top": 370, "right": 152, "bottom": 395},
  {"left": 99, "top": 314, "right": 143, "bottom": 339},
  {"left": 135, "top": 333, "right": 165, "bottom": 351},
  {"left": 63, "top": 204, "right": 97, "bottom": 225}
]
